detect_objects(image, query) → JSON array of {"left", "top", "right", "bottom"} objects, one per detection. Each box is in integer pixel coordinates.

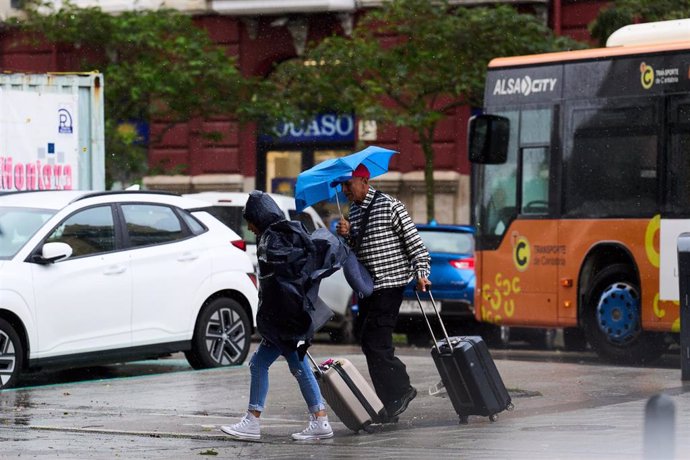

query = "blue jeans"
[{"left": 247, "top": 339, "right": 325, "bottom": 414}]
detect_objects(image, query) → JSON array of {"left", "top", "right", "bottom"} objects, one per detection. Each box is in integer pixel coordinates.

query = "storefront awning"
[
  {"left": 211, "top": 0, "right": 355, "bottom": 15},
  {"left": 37, "top": 0, "right": 354, "bottom": 14}
]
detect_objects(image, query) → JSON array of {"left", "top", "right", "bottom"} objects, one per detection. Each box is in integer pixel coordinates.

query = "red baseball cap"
[{"left": 352, "top": 164, "right": 370, "bottom": 179}]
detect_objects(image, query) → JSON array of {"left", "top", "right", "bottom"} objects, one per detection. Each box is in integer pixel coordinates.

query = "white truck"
[{"left": 0, "top": 72, "right": 105, "bottom": 192}]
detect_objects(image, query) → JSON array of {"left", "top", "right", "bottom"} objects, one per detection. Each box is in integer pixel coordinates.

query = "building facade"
[{"left": 0, "top": 0, "right": 607, "bottom": 223}]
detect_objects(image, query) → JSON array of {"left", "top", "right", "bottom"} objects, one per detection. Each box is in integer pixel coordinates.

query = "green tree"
[
  {"left": 258, "top": 0, "right": 582, "bottom": 221},
  {"left": 590, "top": 0, "right": 690, "bottom": 46},
  {"left": 13, "top": 1, "right": 252, "bottom": 188}
]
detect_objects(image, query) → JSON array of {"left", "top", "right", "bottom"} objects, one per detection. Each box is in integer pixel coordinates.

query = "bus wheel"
[{"left": 583, "top": 264, "right": 666, "bottom": 364}]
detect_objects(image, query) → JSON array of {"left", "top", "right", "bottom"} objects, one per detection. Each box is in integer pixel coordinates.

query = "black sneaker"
[
  {"left": 386, "top": 386, "right": 417, "bottom": 418},
  {"left": 376, "top": 408, "right": 398, "bottom": 424}
]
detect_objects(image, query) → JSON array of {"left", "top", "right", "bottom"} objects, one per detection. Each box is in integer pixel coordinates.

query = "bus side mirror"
[{"left": 468, "top": 114, "right": 509, "bottom": 164}]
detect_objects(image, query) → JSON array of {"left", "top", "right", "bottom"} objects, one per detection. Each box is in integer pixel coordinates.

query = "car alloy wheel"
[
  {"left": 186, "top": 298, "right": 251, "bottom": 369},
  {"left": 205, "top": 306, "right": 248, "bottom": 365},
  {"left": 0, "top": 318, "right": 23, "bottom": 389}
]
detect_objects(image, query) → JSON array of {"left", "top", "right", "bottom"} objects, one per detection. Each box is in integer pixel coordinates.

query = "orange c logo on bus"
[
  {"left": 645, "top": 214, "right": 660, "bottom": 268},
  {"left": 640, "top": 62, "right": 654, "bottom": 90},
  {"left": 513, "top": 236, "right": 530, "bottom": 271}
]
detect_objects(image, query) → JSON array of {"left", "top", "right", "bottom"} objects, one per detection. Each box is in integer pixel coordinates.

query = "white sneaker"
[
  {"left": 291, "top": 414, "right": 334, "bottom": 441},
  {"left": 220, "top": 412, "right": 261, "bottom": 441}
]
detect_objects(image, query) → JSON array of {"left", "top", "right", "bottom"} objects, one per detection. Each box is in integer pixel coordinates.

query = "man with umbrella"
[{"left": 335, "top": 164, "right": 431, "bottom": 421}]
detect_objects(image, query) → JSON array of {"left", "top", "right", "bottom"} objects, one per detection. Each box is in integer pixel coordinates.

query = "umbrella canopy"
[
  {"left": 295, "top": 180, "right": 347, "bottom": 215},
  {"left": 294, "top": 146, "right": 398, "bottom": 212}
]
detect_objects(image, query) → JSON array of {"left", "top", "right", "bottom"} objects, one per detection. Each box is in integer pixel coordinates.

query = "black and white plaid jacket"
[{"left": 345, "top": 187, "right": 430, "bottom": 290}]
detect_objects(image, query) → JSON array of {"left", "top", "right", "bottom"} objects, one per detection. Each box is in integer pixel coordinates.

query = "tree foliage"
[
  {"left": 590, "top": 0, "right": 690, "bottom": 46},
  {"left": 13, "top": 1, "right": 252, "bottom": 187},
  {"left": 259, "top": 0, "right": 582, "bottom": 221}
]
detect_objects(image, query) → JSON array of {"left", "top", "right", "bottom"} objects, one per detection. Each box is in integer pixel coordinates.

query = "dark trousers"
[{"left": 358, "top": 286, "right": 410, "bottom": 406}]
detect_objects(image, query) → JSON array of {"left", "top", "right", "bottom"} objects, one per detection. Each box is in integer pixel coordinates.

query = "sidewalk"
[{"left": 0, "top": 345, "right": 688, "bottom": 459}]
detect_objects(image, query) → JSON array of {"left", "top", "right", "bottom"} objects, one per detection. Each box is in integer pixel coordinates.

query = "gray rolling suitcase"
[
  {"left": 415, "top": 290, "right": 514, "bottom": 424},
  {"left": 306, "top": 353, "right": 386, "bottom": 433}
]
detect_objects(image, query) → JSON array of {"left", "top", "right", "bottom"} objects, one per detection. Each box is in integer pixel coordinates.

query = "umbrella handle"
[{"left": 335, "top": 185, "right": 343, "bottom": 218}]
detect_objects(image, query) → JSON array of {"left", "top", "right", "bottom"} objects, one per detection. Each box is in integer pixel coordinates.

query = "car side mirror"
[
  {"left": 32, "top": 242, "right": 73, "bottom": 264},
  {"left": 468, "top": 114, "right": 509, "bottom": 164}
]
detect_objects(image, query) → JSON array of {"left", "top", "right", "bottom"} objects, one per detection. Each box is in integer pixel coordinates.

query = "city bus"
[{"left": 468, "top": 19, "right": 690, "bottom": 363}]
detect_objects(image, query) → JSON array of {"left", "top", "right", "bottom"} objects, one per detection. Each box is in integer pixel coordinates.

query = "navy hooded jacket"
[{"left": 243, "top": 190, "right": 348, "bottom": 356}]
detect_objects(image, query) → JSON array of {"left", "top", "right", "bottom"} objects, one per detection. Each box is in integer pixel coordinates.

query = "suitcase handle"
[
  {"left": 305, "top": 351, "right": 325, "bottom": 377},
  {"left": 414, "top": 289, "right": 453, "bottom": 353}
]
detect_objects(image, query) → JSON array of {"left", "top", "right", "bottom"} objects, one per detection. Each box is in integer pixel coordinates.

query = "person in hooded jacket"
[{"left": 221, "top": 190, "right": 344, "bottom": 442}]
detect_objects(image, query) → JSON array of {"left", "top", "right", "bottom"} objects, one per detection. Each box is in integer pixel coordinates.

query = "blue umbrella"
[
  {"left": 295, "top": 146, "right": 398, "bottom": 213},
  {"left": 294, "top": 180, "right": 347, "bottom": 215}
]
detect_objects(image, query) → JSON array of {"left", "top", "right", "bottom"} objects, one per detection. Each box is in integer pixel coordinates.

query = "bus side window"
[
  {"left": 565, "top": 105, "right": 657, "bottom": 217},
  {"left": 667, "top": 102, "right": 690, "bottom": 215},
  {"left": 668, "top": 131, "right": 690, "bottom": 214}
]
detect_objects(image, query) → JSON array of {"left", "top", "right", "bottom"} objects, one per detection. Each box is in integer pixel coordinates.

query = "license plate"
[{"left": 399, "top": 299, "right": 440, "bottom": 315}]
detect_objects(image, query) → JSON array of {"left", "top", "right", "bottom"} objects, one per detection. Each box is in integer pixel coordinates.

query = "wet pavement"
[{"left": 0, "top": 343, "right": 688, "bottom": 459}]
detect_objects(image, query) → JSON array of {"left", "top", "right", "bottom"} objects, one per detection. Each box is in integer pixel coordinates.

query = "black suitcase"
[{"left": 415, "top": 290, "right": 513, "bottom": 424}]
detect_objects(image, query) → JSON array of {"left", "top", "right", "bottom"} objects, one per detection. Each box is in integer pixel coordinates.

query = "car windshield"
[
  {"left": 0, "top": 206, "right": 55, "bottom": 259},
  {"left": 419, "top": 230, "right": 474, "bottom": 254}
]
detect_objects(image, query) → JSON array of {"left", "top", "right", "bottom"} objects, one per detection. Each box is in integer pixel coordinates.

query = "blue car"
[{"left": 397, "top": 224, "right": 476, "bottom": 346}]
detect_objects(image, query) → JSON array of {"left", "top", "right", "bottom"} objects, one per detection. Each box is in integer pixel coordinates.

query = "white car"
[
  {"left": 0, "top": 190, "right": 258, "bottom": 389},
  {"left": 184, "top": 192, "right": 356, "bottom": 343}
]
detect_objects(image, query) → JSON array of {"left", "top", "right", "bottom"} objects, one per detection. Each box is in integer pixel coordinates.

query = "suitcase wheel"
[
  {"left": 506, "top": 402, "right": 515, "bottom": 411},
  {"left": 458, "top": 415, "right": 469, "bottom": 425},
  {"left": 362, "top": 425, "right": 376, "bottom": 434},
  {"left": 489, "top": 414, "right": 499, "bottom": 422}
]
